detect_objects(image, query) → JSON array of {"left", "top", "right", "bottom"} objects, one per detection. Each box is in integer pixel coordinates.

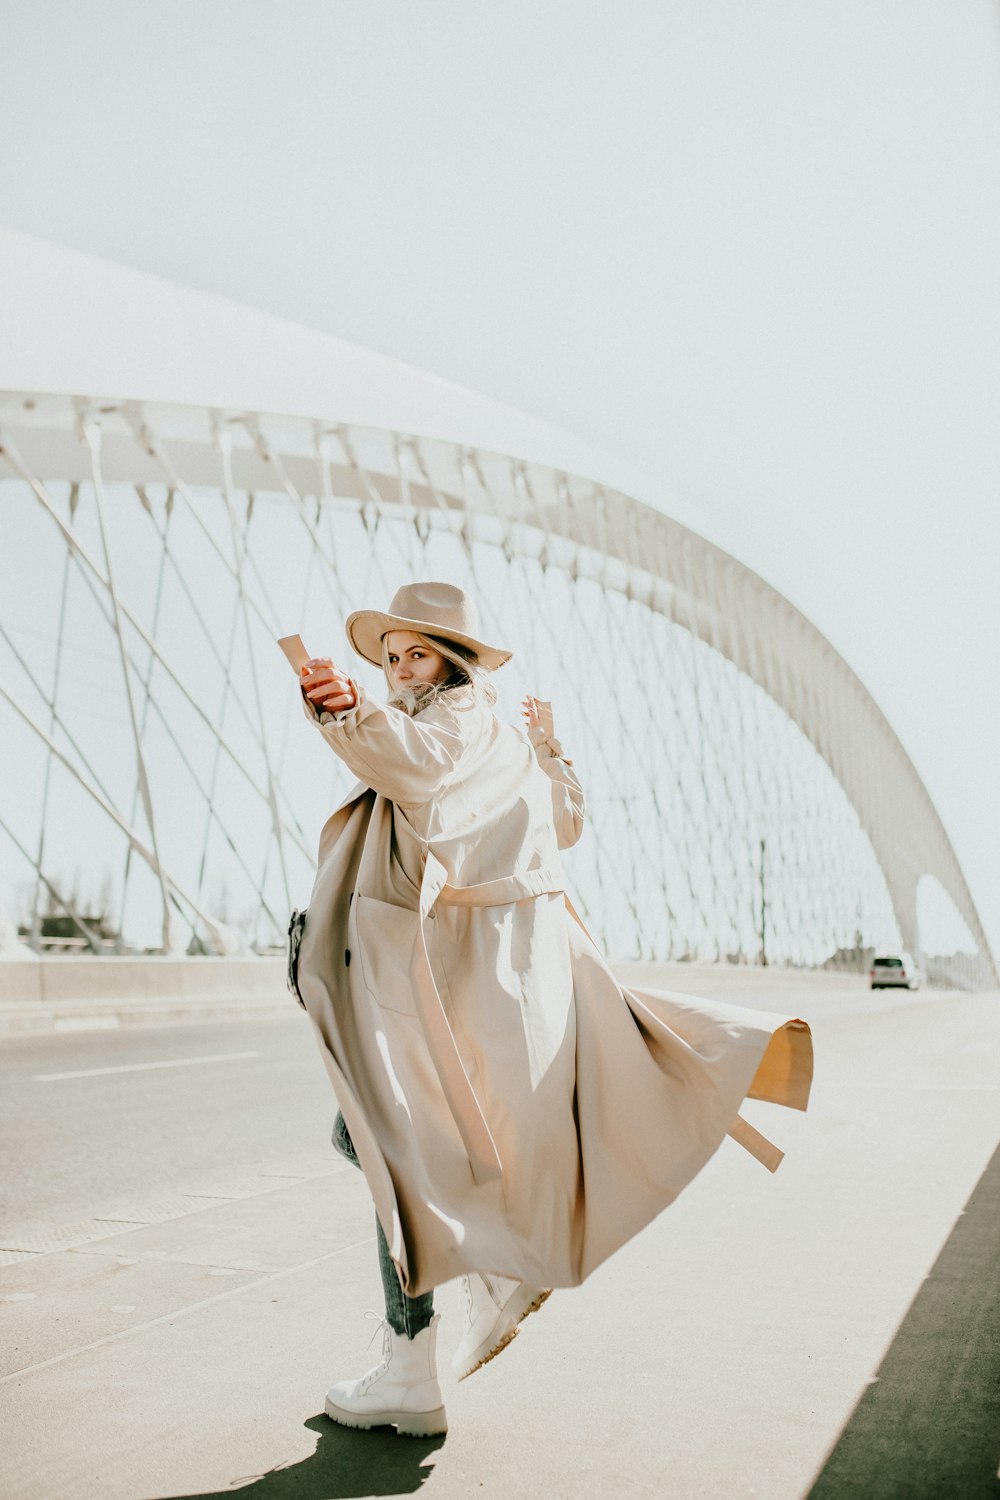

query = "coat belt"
[{"left": 409, "top": 851, "right": 564, "bottom": 1186}]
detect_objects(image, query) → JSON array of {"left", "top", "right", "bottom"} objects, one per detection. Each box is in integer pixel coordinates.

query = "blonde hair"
[{"left": 382, "top": 631, "right": 497, "bottom": 716}]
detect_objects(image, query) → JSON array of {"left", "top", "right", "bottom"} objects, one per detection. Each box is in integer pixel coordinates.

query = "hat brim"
[{"left": 345, "top": 610, "right": 512, "bottom": 672}]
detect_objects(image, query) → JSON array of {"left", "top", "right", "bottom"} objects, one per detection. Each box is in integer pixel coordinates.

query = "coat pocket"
[
  {"left": 354, "top": 894, "right": 420, "bottom": 1017},
  {"left": 286, "top": 907, "right": 308, "bottom": 1010}
]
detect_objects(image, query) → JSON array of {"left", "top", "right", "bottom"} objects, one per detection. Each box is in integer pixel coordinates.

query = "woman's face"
[{"left": 384, "top": 631, "right": 450, "bottom": 692}]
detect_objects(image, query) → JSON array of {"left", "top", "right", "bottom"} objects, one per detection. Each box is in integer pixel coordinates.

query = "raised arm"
[
  {"left": 301, "top": 668, "right": 481, "bottom": 805},
  {"left": 523, "top": 697, "right": 585, "bottom": 850}
]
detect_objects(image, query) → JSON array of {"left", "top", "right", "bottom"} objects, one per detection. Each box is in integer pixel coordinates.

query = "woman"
[{"left": 294, "top": 581, "right": 812, "bottom": 1438}]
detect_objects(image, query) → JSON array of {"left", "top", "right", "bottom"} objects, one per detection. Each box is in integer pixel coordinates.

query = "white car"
[{"left": 870, "top": 953, "right": 921, "bottom": 990}]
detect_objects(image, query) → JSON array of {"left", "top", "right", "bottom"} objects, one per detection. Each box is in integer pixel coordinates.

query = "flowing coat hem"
[{"left": 295, "top": 696, "right": 814, "bottom": 1300}]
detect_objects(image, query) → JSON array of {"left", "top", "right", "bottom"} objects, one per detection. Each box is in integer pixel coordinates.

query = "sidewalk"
[{"left": 2, "top": 986, "right": 998, "bottom": 1498}]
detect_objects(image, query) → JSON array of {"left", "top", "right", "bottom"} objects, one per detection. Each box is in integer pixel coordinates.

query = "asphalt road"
[
  {"left": 2, "top": 981, "right": 999, "bottom": 1498},
  {"left": 0, "top": 1014, "right": 336, "bottom": 1248}
]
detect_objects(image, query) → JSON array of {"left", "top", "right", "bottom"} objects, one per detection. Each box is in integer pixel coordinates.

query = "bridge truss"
[{"left": 1, "top": 393, "right": 994, "bottom": 988}]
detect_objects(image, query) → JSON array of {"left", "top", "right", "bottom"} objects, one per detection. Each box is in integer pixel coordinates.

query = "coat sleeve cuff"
[
  {"left": 528, "top": 722, "right": 572, "bottom": 765},
  {"left": 318, "top": 681, "right": 371, "bottom": 730},
  {"left": 301, "top": 679, "right": 368, "bottom": 728}
]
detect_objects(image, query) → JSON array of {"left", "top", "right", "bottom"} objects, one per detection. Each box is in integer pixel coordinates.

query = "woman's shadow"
[{"left": 152, "top": 1413, "right": 445, "bottom": 1500}]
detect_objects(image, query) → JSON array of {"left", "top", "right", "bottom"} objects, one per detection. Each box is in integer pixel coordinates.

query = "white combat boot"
[
  {"left": 325, "top": 1313, "right": 447, "bottom": 1436},
  {"left": 451, "top": 1273, "right": 551, "bottom": 1381}
]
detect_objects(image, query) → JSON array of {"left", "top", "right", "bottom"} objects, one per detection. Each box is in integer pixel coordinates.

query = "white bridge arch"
[{"left": 0, "top": 233, "right": 994, "bottom": 987}]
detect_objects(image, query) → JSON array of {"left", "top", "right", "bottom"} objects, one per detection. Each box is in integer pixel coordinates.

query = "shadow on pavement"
[
  {"left": 808, "top": 1140, "right": 1000, "bottom": 1499},
  {"left": 152, "top": 1414, "right": 445, "bottom": 1500}
]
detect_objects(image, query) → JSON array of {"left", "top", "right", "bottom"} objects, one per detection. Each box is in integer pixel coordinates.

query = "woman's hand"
[
  {"left": 301, "top": 657, "right": 358, "bottom": 714},
  {"left": 522, "top": 695, "right": 554, "bottom": 738}
]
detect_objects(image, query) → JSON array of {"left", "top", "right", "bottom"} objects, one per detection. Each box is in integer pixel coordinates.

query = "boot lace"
[
  {"left": 357, "top": 1310, "right": 391, "bottom": 1394},
  {"left": 460, "top": 1274, "right": 473, "bottom": 1331}
]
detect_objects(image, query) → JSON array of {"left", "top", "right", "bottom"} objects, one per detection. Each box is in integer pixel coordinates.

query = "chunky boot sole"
[
  {"left": 455, "top": 1286, "right": 552, "bottom": 1381},
  {"left": 324, "top": 1395, "right": 448, "bottom": 1437}
]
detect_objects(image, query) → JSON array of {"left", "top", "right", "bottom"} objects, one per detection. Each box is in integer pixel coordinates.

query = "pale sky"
[{"left": 3, "top": 0, "right": 999, "bottom": 958}]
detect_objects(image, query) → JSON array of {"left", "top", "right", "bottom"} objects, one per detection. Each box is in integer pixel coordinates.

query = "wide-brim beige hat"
[{"left": 345, "top": 582, "right": 513, "bottom": 671}]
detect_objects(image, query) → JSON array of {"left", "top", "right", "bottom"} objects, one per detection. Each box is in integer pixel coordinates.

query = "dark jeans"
[{"left": 332, "top": 1110, "right": 435, "bottom": 1340}]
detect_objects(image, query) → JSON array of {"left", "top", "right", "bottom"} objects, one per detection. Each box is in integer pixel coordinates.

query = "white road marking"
[
  {"left": 35, "top": 1051, "right": 260, "bottom": 1082},
  {"left": 54, "top": 1016, "right": 120, "bottom": 1033}
]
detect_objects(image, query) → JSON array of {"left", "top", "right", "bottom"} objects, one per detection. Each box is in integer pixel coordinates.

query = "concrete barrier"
[
  {"left": 0, "top": 954, "right": 867, "bottom": 1038},
  {"left": 0, "top": 957, "right": 290, "bottom": 1036},
  {"left": 0, "top": 956, "right": 286, "bottom": 1005}
]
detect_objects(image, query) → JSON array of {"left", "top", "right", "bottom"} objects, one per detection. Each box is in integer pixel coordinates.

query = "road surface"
[{"left": 1, "top": 981, "right": 998, "bottom": 1499}]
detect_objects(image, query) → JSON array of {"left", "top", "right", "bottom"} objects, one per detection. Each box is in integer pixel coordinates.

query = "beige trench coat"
[{"left": 296, "top": 683, "right": 812, "bottom": 1298}]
